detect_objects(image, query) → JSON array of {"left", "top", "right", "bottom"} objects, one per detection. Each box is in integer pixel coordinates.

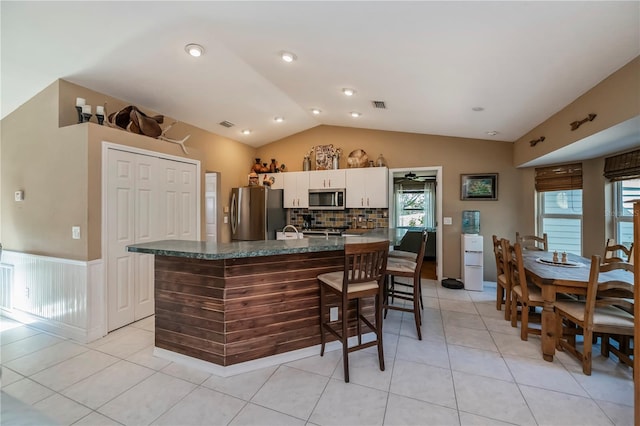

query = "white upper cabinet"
[
  {"left": 283, "top": 171, "right": 309, "bottom": 208},
  {"left": 345, "top": 167, "right": 388, "bottom": 208},
  {"left": 262, "top": 173, "right": 284, "bottom": 190},
  {"left": 308, "top": 170, "right": 346, "bottom": 189}
]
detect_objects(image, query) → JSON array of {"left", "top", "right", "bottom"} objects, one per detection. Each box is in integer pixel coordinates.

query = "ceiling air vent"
[
  {"left": 219, "top": 120, "right": 235, "bottom": 128},
  {"left": 371, "top": 100, "right": 386, "bottom": 109}
]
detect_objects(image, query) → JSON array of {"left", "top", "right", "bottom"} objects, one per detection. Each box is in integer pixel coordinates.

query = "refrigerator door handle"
[{"left": 230, "top": 192, "right": 237, "bottom": 235}]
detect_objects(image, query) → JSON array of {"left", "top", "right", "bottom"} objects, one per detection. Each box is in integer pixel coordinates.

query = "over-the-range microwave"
[{"left": 308, "top": 188, "right": 346, "bottom": 210}]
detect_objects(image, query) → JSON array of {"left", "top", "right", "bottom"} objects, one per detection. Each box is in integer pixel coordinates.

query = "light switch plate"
[
  {"left": 223, "top": 216, "right": 228, "bottom": 224},
  {"left": 72, "top": 226, "right": 81, "bottom": 239},
  {"left": 14, "top": 190, "right": 24, "bottom": 201},
  {"left": 443, "top": 217, "right": 453, "bottom": 225}
]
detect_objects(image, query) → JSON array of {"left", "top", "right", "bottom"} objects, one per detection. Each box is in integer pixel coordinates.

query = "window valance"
[
  {"left": 535, "top": 163, "right": 583, "bottom": 192},
  {"left": 603, "top": 149, "right": 640, "bottom": 181}
]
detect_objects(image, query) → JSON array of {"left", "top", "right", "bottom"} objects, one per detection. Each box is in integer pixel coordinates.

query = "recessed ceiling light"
[
  {"left": 350, "top": 111, "right": 361, "bottom": 118},
  {"left": 311, "top": 108, "right": 321, "bottom": 115},
  {"left": 280, "top": 51, "right": 297, "bottom": 62},
  {"left": 185, "top": 43, "right": 204, "bottom": 57},
  {"left": 242, "top": 129, "right": 251, "bottom": 135},
  {"left": 472, "top": 107, "right": 485, "bottom": 112},
  {"left": 486, "top": 131, "right": 499, "bottom": 136},
  {"left": 274, "top": 116, "right": 284, "bottom": 123},
  {"left": 342, "top": 88, "right": 356, "bottom": 96}
]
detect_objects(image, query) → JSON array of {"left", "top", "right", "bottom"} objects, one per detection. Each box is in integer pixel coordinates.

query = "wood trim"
[{"left": 153, "top": 250, "right": 374, "bottom": 366}]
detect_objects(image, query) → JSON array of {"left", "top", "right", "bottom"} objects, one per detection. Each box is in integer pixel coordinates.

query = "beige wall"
[
  {"left": 1, "top": 80, "right": 256, "bottom": 261},
  {"left": 257, "top": 125, "right": 517, "bottom": 279}
]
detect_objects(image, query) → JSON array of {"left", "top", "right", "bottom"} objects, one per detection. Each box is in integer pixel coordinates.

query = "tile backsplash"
[{"left": 288, "top": 208, "right": 389, "bottom": 229}]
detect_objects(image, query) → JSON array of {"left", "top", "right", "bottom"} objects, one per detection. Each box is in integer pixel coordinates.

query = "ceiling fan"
[{"left": 394, "top": 172, "right": 432, "bottom": 184}]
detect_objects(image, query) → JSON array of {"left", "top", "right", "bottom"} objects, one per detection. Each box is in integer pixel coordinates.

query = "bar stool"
[
  {"left": 383, "top": 230, "right": 428, "bottom": 340},
  {"left": 318, "top": 240, "right": 389, "bottom": 383}
]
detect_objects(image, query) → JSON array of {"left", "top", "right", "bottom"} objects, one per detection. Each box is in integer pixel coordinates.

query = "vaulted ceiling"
[{"left": 2, "top": 1, "right": 638, "bottom": 148}]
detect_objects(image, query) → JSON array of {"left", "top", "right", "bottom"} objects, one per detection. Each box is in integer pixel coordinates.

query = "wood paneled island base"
[{"left": 153, "top": 250, "right": 376, "bottom": 366}]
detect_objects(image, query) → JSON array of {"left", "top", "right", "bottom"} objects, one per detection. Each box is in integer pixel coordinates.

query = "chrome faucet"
[{"left": 282, "top": 224, "right": 300, "bottom": 239}]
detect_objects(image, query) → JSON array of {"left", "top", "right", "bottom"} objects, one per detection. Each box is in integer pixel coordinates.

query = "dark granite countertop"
[{"left": 127, "top": 228, "right": 406, "bottom": 260}]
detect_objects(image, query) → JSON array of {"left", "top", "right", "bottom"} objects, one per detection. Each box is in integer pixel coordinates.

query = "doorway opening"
[{"left": 388, "top": 167, "right": 442, "bottom": 281}]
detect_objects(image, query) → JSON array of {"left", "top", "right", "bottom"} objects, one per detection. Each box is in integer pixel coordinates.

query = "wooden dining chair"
[
  {"left": 515, "top": 232, "right": 548, "bottom": 251},
  {"left": 507, "top": 241, "right": 544, "bottom": 341},
  {"left": 318, "top": 240, "right": 389, "bottom": 383},
  {"left": 492, "top": 235, "right": 511, "bottom": 320},
  {"left": 603, "top": 238, "right": 634, "bottom": 263},
  {"left": 383, "top": 230, "right": 428, "bottom": 340},
  {"left": 554, "top": 256, "right": 634, "bottom": 375}
]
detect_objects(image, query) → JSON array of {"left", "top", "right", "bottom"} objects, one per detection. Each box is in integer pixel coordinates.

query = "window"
[
  {"left": 538, "top": 190, "right": 583, "bottom": 255},
  {"left": 394, "top": 181, "right": 435, "bottom": 229},
  {"left": 613, "top": 178, "right": 640, "bottom": 248},
  {"left": 535, "top": 163, "right": 583, "bottom": 255}
]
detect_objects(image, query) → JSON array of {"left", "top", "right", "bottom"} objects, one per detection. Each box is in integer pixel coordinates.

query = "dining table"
[{"left": 522, "top": 250, "right": 634, "bottom": 362}]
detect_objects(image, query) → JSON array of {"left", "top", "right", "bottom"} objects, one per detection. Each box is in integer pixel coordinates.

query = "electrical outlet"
[
  {"left": 223, "top": 216, "right": 228, "bottom": 224},
  {"left": 25, "top": 287, "right": 30, "bottom": 299},
  {"left": 330, "top": 306, "right": 338, "bottom": 322},
  {"left": 72, "top": 226, "right": 81, "bottom": 239}
]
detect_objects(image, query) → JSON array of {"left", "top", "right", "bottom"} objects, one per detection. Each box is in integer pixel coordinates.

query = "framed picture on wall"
[{"left": 461, "top": 173, "right": 498, "bottom": 200}]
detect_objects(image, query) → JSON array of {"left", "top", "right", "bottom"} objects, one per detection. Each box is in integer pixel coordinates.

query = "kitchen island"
[{"left": 127, "top": 229, "right": 402, "bottom": 374}]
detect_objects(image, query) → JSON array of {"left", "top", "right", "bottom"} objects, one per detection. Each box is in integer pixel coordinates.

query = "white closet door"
[
  {"left": 205, "top": 173, "right": 217, "bottom": 242},
  {"left": 133, "top": 155, "right": 159, "bottom": 320},
  {"left": 106, "top": 149, "right": 136, "bottom": 330},
  {"left": 160, "top": 159, "right": 197, "bottom": 240}
]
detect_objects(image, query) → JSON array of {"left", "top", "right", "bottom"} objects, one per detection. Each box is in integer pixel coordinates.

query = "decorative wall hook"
[
  {"left": 529, "top": 136, "right": 545, "bottom": 147},
  {"left": 570, "top": 113, "right": 596, "bottom": 131}
]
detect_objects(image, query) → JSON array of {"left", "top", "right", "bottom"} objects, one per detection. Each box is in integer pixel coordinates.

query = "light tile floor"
[{"left": 0, "top": 280, "right": 634, "bottom": 426}]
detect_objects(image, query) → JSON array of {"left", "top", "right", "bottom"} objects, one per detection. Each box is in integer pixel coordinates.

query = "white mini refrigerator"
[{"left": 461, "top": 234, "right": 484, "bottom": 291}]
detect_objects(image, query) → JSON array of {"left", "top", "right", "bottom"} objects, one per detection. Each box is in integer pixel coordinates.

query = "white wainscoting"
[{"left": 0, "top": 251, "right": 105, "bottom": 343}]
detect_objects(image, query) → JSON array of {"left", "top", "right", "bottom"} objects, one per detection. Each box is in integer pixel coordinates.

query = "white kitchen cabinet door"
[
  {"left": 262, "top": 173, "right": 284, "bottom": 190},
  {"left": 308, "top": 170, "right": 345, "bottom": 189},
  {"left": 345, "top": 167, "right": 388, "bottom": 208},
  {"left": 283, "top": 171, "right": 309, "bottom": 208}
]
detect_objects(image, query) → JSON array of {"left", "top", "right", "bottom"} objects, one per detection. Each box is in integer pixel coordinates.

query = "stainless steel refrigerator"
[{"left": 231, "top": 186, "right": 285, "bottom": 240}]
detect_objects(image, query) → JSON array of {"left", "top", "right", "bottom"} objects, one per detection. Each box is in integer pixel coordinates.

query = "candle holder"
[
  {"left": 75, "top": 106, "right": 84, "bottom": 123},
  {"left": 96, "top": 114, "right": 105, "bottom": 125},
  {"left": 82, "top": 113, "right": 93, "bottom": 123}
]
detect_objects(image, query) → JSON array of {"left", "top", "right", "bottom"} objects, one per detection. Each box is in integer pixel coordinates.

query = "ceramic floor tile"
[
  {"left": 520, "top": 384, "right": 614, "bottom": 426},
  {"left": 390, "top": 359, "right": 456, "bottom": 408},
  {"left": 161, "top": 361, "right": 212, "bottom": 384},
  {"left": 503, "top": 354, "right": 588, "bottom": 397},
  {"left": 595, "top": 399, "right": 634, "bottom": 426},
  {"left": 91, "top": 327, "right": 154, "bottom": 359},
  {"left": 439, "top": 299, "right": 479, "bottom": 314},
  {"left": 0, "top": 390, "right": 57, "bottom": 425},
  {"left": 459, "top": 411, "right": 516, "bottom": 425},
  {"left": 98, "top": 372, "right": 196, "bottom": 425},
  {"left": 0, "top": 324, "right": 42, "bottom": 346},
  {"left": 441, "top": 310, "right": 486, "bottom": 331},
  {"left": 33, "top": 392, "right": 92, "bottom": 425},
  {"left": 2, "top": 377, "right": 54, "bottom": 405},
  {"left": 362, "top": 330, "right": 400, "bottom": 359},
  {"left": 468, "top": 285, "right": 497, "bottom": 302},
  {"left": 125, "top": 345, "right": 172, "bottom": 370},
  {"left": 62, "top": 359, "right": 155, "bottom": 409},
  {"left": 436, "top": 287, "right": 473, "bottom": 301},
  {"left": 152, "top": 386, "right": 246, "bottom": 425},
  {"left": 229, "top": 402, "right": 306, "bottom": 426},
  {"left": 202, "top": 365, "right": 277, "bottom": 401},
  {"left": 490, "top": 330, "right": 542, "bottom": 359},
  {"left": 384, "top": 393, "right": 459, "bottom": 426},
  {"left": 570, "top": 369, "right": 634, "bottom": 407},
  {"left": 4, "top": 340, "right": 88, "bottom": 376},
  {"left": 444, "top": 325, "right": 498, "bottom": 352},
  {"left": 395, "top": 335, "right": 450, "bottom": 369},
  {"left": 30, "top": 349, "right": 119, "bottom": 391},
  {"left": 331, "top": 351, "right": 392, "bottom": 391},
  {"left": 474, "top": 301, "right": 507, "bottom": 320},
  {"left": 1, "top": 366, "right": 24, "bottom": 387},
  {"left": 421, "top": 295, "right": 440, "bottom": 309},
  {"left": 309, "top": 378, "right": 388, "bottom": 426},
  {"left": 452, "top": 371, "right": 536, "bottom": 425},
  {"left": 250, "top": 365, "right": 328, "bottom": 419},
  {"left": 482, "top": 316, "right": 520, "bottom": 335},
  {"left": 447, "top": 344, "right": 513, "bottom": 382},
  {"left": 1, "top": 332, "right": 64, "bottom": 362},
  {"left": 285, "top": 351, "right": 341, "bottom": 377},
  {"left": 130, "top": 315, "right": 155, "bottom": 331},
  {"left": 73, "top": 411, "right": 122, "bottom": 426}
]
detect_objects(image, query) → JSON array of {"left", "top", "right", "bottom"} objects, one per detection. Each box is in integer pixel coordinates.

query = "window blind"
[
  {"left": 535, "top": 163, "right": 583, "bottom": 192},
  {"left": 603, "top": 149, "right": 640, "bottom": 181}
]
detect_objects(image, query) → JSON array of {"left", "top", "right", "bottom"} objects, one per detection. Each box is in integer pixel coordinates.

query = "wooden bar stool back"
[
  {"left": 383, "top": 230, "right": 428, "bottom": 340},
  {"left": 516, "top": 232, "right": 548, "bottom": 251},
  {"left": 493, "top": 235, "right": 511, "bottom": 320},
  {"left": 555, "top": 256, "right": 634, "bottom": 375},
  {"left": 603, "top": 238, "right": 634, "bottom": 263},
  {"left": 318, "top": 240, "right": 389, "bottom": 383}
]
